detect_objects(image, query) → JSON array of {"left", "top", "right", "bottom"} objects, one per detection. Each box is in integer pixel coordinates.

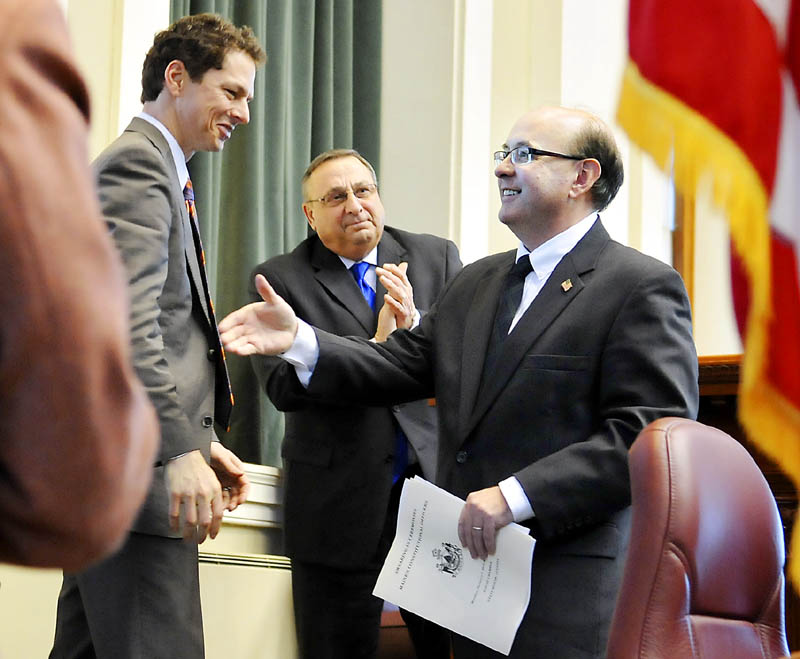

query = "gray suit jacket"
[
  {"left": 95, "top": 118, "right": 225, "bottom": 537},
  {"left": 303, "top": 219, "right": 699, "bottom": 657},
  {"left": 251, "top": 227, "right": 462, "bottom": 568}
]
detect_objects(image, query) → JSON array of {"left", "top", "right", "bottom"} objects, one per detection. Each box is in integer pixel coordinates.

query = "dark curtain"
[{"left": 170, "top": 0, "right": 382, "bottom": 464}]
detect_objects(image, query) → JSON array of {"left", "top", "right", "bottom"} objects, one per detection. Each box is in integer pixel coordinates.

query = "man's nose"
[
  {"left": 343, "top": 190, "right": 364, "bottom": 213},
  {"left": 232, "top": 98, "right": 250, "bottom": 125},
  {"left": 494, "top": 153, "right": 513, "bottom": 178}
]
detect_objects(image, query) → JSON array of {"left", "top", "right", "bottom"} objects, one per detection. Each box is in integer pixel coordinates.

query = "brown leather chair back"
[{"left": 606, "top": 417, "right": 789, "bottom": 658}]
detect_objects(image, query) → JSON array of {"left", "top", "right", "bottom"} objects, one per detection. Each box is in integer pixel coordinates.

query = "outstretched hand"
[{"left": 218, "top": 274, "right": 298, "bottom": 356}]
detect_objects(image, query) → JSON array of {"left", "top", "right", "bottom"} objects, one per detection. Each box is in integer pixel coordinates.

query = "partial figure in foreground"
[
  {"left": 220, "top": 106, "right": 699, "bottom": 658},
  {"left": 0, "top": 0, "right": 158, "bottom": 572}
]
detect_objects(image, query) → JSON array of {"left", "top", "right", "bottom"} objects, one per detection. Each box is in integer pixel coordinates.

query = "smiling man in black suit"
[{"left": 220, "top": 108, "right": 699, "bottom": 658}]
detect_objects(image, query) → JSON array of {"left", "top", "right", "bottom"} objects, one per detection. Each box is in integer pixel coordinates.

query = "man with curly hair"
[{"left": 50, "top": 14, "right": 265, "bottom": 659}]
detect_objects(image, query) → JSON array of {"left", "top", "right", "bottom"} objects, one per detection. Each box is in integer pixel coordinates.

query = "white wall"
[
  {"left": 66, "top": 0, "right": 170, "bottom": 158},
  {"left": 379, "top": 0, "right": 461, "bottom": 246},
  {"left": 380, "top": 0, "right": 736, "bottom": 355}
]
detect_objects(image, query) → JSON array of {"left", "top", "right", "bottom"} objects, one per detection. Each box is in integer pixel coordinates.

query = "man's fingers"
[
  {"left": 382, "top": 294, "right": 404, "bottom": 313},
  {"left": 482, "top": 520, "right": 496, "bottom": 557},
  {"left": 207, "top": 495, "right": 225, "bottom": 541},
  {"left": 169, "top": 494, "right": 182, "bottom": 532},
  {"left": 193, "top": 496, "right": 211, "bottom": 542},
  {"left": 221, "top": 336, "right": 258, "bottom": 356},
  {"left": 254, "top": 273, "right": 275, "bottom": 301}
]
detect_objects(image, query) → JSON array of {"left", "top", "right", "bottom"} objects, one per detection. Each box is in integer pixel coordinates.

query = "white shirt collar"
[
  {"left": 137, "top": 112, "right": 190, "bottom": 190},
  {"left": 516, "top": 212, "right": 598, "bottom": 278},
  {"left": 338, "top": 245, "right": 378, "bottom": 270}
]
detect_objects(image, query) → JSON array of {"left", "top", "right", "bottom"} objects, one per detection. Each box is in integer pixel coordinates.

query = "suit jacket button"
[
  {"left": 456, "top": 450, "right": 468, "bottom": 464},
  {"left": 202, "top": 416, "right": 213, "bottom": 428},
  {"left": 207, "top": 348, "right": 216, "bottom": 361}
]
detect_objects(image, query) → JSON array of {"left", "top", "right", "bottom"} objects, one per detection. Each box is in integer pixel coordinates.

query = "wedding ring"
[{"left": 471, "top": 526, "right": 483, "bottom": 531}]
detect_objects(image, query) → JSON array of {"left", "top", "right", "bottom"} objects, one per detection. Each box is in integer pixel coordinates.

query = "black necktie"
[{"left": 481, "top": 256, "right": 533, "bottom": 382}]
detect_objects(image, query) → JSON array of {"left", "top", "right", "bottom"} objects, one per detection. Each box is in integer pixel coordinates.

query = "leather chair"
[{"left": 606, "top": 417, "right": 789, "bottom": 658}]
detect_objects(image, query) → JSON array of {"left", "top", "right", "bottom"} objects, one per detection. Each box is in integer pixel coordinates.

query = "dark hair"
[
  {"left": 140, "top": 13, "right": 266, "bottom": 103},
  {"left": 571, "top": 118, "right": 624, "bottom": 211},
  {"left": 301, "top": 149, "right": 378, "bottom": 200}
]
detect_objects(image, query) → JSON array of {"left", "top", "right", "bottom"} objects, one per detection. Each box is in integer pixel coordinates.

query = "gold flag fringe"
[{"left": 618, "top": 60, "right": 800, "bottom": 586}]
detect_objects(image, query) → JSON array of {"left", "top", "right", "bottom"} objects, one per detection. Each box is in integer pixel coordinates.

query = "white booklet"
[{"left": 373, "top": 476, "right": 535, "bottom": 655}]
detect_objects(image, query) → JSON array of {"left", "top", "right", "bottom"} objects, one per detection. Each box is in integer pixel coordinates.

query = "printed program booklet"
[{"left": 373, "top": 476, "right": 535, "bottom": 655}]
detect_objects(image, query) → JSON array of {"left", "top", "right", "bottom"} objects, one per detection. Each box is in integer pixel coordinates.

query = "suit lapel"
[
  {"left": 457, "top": 252, "right": 514, "bottom": 437},
  {"left": 125, "top": 119, "right": 211, "bottom": 325},
  {"left": 462, "top": 221, "right": 610, "bottom": 439},
  {"left": 310, "top": 238, "right": 375, "bottom": 334}
]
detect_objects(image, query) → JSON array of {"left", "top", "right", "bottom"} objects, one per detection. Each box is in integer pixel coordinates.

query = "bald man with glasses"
[
  {"left": 222, "top": 108, "right": 699, "bottom": 658},
  {"left": 248, "top": 148, "right": 461, "bottom": 659}
]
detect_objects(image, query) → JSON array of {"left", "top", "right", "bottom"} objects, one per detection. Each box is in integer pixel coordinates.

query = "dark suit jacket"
[
  {"left": 94, "top": 118, "right": 228, "bottom": 538},
  {"left": 295, "top": 219, "right": 699, "bottom": 657},
  {"left": 250, "top": 227, "right": 462, "bottom": 568}
]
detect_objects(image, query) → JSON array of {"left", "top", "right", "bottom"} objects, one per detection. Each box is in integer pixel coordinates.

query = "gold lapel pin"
[{"left": 561, "top": 279, "right": 573, "bottom": 292}]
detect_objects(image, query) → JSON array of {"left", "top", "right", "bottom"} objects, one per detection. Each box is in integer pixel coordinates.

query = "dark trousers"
[
  {"left": 291, "top": 560, "right": 384, "bottom": 659},
  {"left": 291, "top": 470, "right": 451, "bottom": 659},
  {"left": 50, "top": 532, "right": 202, "bottom": 659}
]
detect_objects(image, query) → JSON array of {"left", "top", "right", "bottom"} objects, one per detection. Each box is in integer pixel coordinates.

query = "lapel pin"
[{"left": 561, "top": 279, "right": 573, "bottom": 292}]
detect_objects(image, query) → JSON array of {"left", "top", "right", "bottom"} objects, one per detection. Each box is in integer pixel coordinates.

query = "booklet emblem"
[{"left": 432, "top": 542, "right": 463, "bottom": 577}]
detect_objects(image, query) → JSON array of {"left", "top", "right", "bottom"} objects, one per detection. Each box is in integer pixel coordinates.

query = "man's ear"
[
  {"left": 570, "top": 158, "right": 601, "bottom": 199},
  {"left": 164, "top": 60, "right": 188, "bottom": 97},
  {"left": 302, "top": 203, "right": 315, "bottom": 231}
]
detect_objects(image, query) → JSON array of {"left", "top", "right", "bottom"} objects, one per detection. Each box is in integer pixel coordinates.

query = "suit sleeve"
[
  {"left": 0, "top": 0, "right": 158, "bottom": 570},
  {"left": 515, "top": 265, "right": 699, "bottom": 539}
]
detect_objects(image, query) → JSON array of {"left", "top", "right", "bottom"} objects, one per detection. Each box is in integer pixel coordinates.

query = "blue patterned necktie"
[{"left": 350, "top": 261, "right": 375, "bottom": 309}]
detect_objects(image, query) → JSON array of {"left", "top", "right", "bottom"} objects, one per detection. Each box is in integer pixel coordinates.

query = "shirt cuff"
[
  {"left": 279, "top": 319, "right": 319, "bottom": 388},
  {"left": 498, "top": 476, "right": 535, "bottom": 522}
]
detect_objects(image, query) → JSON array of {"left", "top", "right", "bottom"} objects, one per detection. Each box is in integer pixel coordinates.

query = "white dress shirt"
[
  {"left": 283, "top": 213, "right": 600, "bottom": 522},
  {"left": 137, "top": 112, "right": 189, "bottom": 188}
]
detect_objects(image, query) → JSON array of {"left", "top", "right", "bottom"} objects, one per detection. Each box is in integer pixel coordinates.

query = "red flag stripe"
[{"left": 628, "top": 0, "right": 782, "bottom": 192}]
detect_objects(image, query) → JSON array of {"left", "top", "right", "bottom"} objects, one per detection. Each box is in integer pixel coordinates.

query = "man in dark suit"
[
  {"left": 220, "top": 107, "right": 699, "bottom": 658},
  {"left": 50, "top": 14, "right": 265, "bottom": 659},
  {"left": 250, "top": 148, "right": 461, "bottom": 659}
]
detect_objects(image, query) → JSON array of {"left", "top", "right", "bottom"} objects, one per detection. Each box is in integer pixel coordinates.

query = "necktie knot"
[
  {"left": 183, "top": 179, "right": 195, "bottom": 203},
  {"left": 351, "top": 260, "right": 370, "bottom": 282},
  {"left": 350, "top": 261, "right": 375, "bottom": 309},
  {"left": 510, "top": 256, "right": 533, "bottom": 281}
]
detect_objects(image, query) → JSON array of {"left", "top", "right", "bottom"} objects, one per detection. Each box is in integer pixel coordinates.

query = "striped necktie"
[{"left": 183, "top": 179, "right": 234, "bottom": 431}]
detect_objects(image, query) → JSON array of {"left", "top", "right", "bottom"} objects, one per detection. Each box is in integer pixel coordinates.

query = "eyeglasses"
[
  {"left": 493, "top": 145, "right": 584, "bottom": 166},
  {"left": 305, "top": 183, "right": 378, "bottom": 207}
]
